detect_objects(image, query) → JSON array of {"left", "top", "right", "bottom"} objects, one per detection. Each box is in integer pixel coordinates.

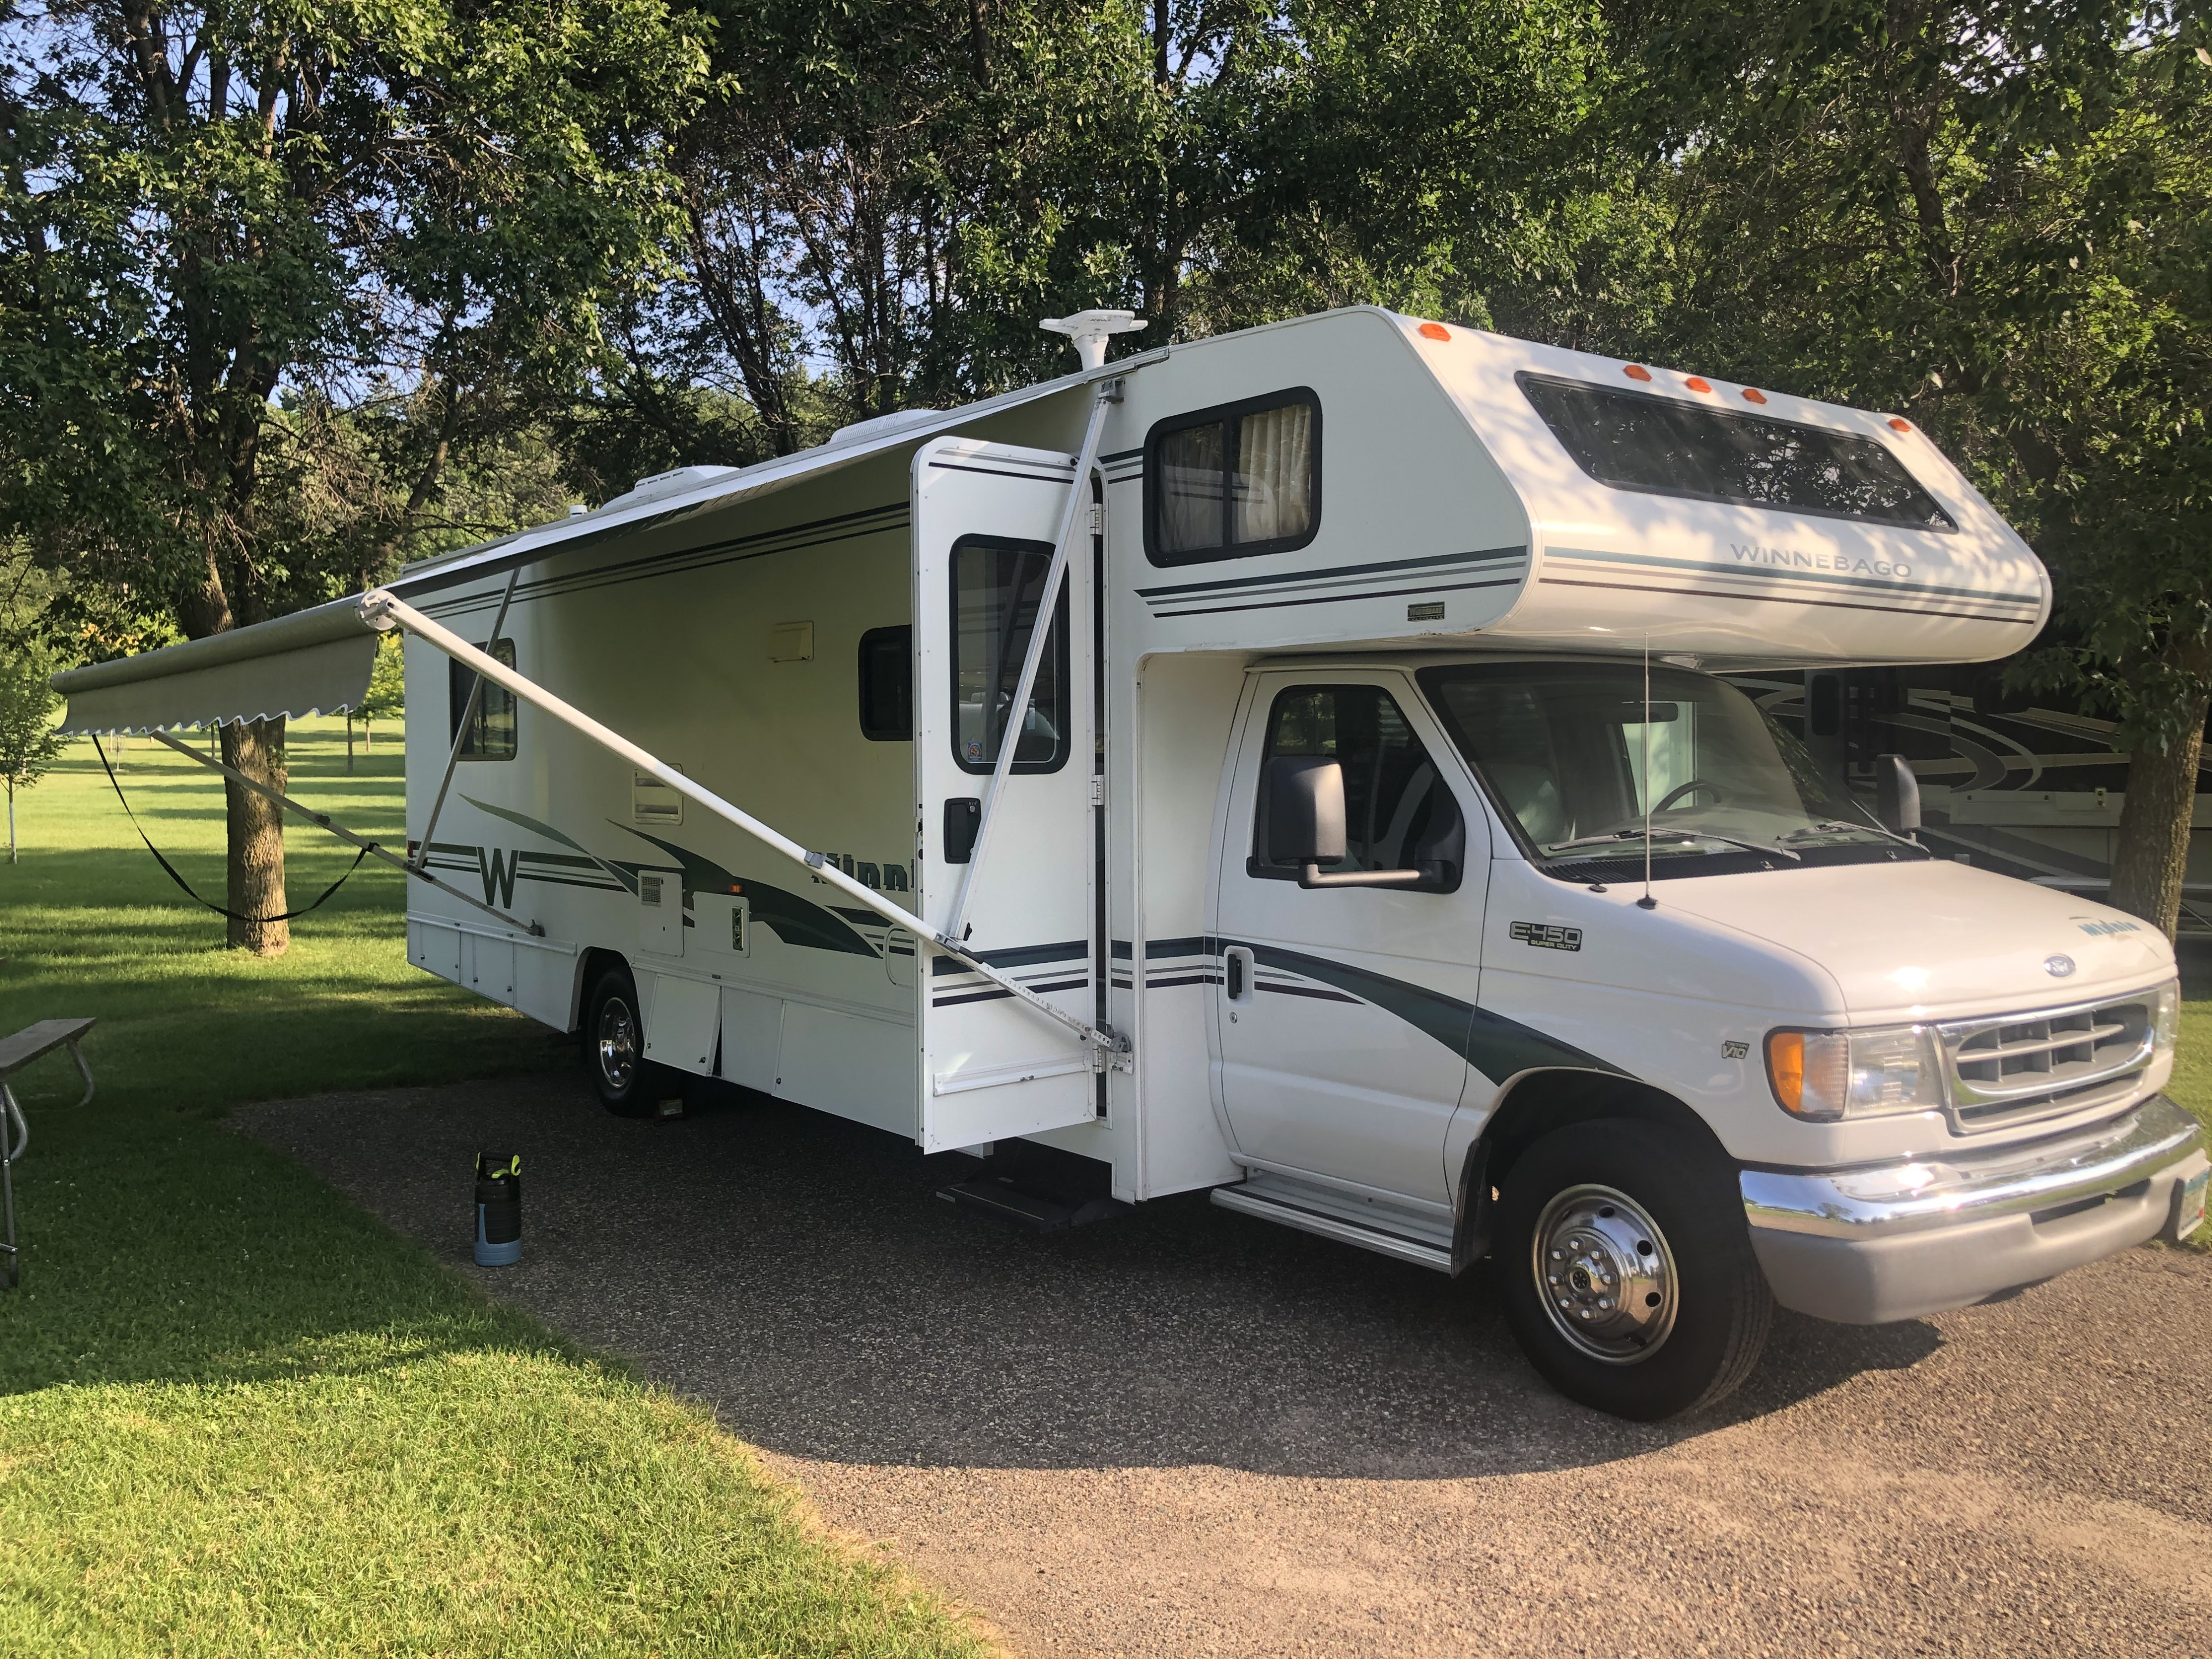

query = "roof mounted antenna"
[
  {"left": 1638, "top": 633, "right": 1658, "bottom": 911},
  {"left": 1042, "top": 309, "right": 1146, "bottom": 370}
]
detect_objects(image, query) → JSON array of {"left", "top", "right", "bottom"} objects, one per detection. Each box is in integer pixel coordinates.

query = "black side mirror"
[
  {"left": 1876, "top": 754, "right": 1921, "bottom": 839},
  {"left": 1264, "top": 757, "right": 1347, "bottom": 866}
]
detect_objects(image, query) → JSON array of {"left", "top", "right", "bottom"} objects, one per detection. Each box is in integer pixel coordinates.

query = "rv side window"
[
  {"left": 949, "top": 535, "right": 1069, "bottom": 774},
  {"left": 1250, "top": 684, "right": 1462, "bottom": 890},
  {"left": 448, "top": 639, "right": 518, "bottom": 761},
  {"left": 858, "top": 625, "right": 912, "bottom": 741},
  {"left": 1516, "top": 372, "right": 1957, "bottom": 530},
  {"left": 1145, "top": 389, "right": 1321, "bottom": 566}
]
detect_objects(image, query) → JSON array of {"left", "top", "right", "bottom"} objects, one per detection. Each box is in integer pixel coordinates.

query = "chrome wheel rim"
[
  {"left": 597, "top": 995, "right": 638, "bottom": 1093},
  {"left": 1532, "top": 1183, "right": 1678, "bottom": 1365}
]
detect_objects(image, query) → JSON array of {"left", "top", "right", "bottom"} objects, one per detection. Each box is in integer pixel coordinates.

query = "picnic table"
[{"left": 1, "top": 1018, "right": 96, "bottom": 1289}]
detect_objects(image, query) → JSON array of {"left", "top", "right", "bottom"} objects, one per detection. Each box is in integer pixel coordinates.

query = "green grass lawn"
[{"left": 0, "top": 721, "right": 992, "bottom": 1658}]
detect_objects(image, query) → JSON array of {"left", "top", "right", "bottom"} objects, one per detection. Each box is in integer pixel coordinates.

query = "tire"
[
  {"left": 1495, "top": 1118, "right": 1772, "bottom": 1420},
  {"left": 583, "top": 963, "right": 670, "bottom": 1117}
]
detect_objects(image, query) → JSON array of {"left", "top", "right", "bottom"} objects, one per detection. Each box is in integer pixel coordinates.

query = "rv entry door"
[{"left": 911, "top": 436, "right": 1101, "bottom": 1151}]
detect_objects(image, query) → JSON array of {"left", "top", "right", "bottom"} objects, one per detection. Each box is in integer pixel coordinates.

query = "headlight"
[
  {"left": 1766, "top": 1025, "right": 1943, "bottom": 1121},
  {"left": 2154, "top": 978, "right": 2181, "bottom": 1053}
]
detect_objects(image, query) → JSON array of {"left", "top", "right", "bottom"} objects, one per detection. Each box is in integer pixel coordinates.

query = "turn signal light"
[
  {"left": 1889, "top": 418, "right": 1912, "bottom": 432},
  {"left": 1624, "top": 364, "right": 1652, "bottom": 382},
  {"left": 1742, "top": 388, "right": 1767, "bottom": 405},
  {"left": 1684, "top": 377, "right": 1712, "bottom": 393},
  {"left": 1418, "top": 322, "right": 1451, "bottom": 341},
  {"left": 1767, "top": 1030, "right": 1844, "bottom": 1119}
]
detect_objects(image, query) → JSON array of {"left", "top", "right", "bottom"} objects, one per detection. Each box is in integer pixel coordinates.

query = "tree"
[
  {"left": 1, "top": 0, "right": 706, "bottom": 951},
  {"left": 1612, "top": 0, "right": 2212, "bottom": 935},
  {"left": 0, "top": 634, "right": 64, "bottom": 864},
  {"left": 356, "top": 630, "right": 405, "bottom": 764}
]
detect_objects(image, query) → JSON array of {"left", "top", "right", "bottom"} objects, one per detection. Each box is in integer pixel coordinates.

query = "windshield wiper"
[
  {"left": 1783, "top": 820, "right": 1922, "bottom": 851},
  {"left": 1545, "top": 828, "right": 1802, "bottom": 862}
]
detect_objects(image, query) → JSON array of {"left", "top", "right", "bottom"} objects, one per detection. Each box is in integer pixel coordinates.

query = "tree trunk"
[
  {"left": 221, "top": 716, "right": 289, "bottom": 953},
  {"left": 346, "top": 713, "right": 355, "bottom": 774},
  {"left": 7, "top": 779, "right": 14, "bottom": 864},
  {"left": 2109, "top": 639, "right": 2212, "bottom": 938}
]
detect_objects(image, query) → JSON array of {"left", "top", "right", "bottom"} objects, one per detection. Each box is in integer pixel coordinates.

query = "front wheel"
[{"left": 1496, "top": 1118, "right": 1771, "bottom": 1420}]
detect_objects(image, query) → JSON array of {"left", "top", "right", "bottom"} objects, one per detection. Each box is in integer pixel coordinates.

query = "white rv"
[{"left": 55, "top": 306, "right": 2209, "bottom": 1419}]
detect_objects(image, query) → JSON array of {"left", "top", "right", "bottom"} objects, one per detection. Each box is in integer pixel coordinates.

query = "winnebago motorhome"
[{"left": 55, "top": 306, "right": 2209, "bottom": 1420}]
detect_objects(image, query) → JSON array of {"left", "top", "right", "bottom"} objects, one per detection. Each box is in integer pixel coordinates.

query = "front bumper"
[{"left": 1741, "top": 1094, "right": 2208, "bottom": 1325}]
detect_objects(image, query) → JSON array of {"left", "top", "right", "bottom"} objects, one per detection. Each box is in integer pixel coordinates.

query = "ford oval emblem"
[{"left": 2045, "top": 953, "right": 2077, "bottom": 977}]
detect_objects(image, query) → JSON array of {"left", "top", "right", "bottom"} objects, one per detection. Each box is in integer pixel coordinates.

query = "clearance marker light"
[
  {"left": 1684, "top": 377, "right": 1713, "bottom": 393},
  {"left": 1624, "top": 364, "right": 1652, "bottom": 382},
  {"left": 1418, "top": 322, "right": 1451, "bottom": 341},
  {"left": 1888, "top": 417, "right": 1913, "bottom": 432},
  {"left": 1742, "top": 388, "right": 1768, "bottom": 404}
]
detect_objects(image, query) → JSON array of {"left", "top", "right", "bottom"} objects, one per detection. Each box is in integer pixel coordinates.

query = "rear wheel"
[
  {"left": 584, "top": 963, "right": 669, "bottom": 1117},
  {"left": 1496, "top": 1118, "right": 1771, "bottom": 1420}
]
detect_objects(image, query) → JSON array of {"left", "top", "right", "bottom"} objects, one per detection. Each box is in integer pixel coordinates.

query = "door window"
[
  {"left": 1251, "top": 683, "right": 1463, "bottom": 889},
  {"left": 948, "top": 534, "right": 1070, "bottom": 774},
  {"left": 448, "top": 638, "right": 517, "bottom": 760}
]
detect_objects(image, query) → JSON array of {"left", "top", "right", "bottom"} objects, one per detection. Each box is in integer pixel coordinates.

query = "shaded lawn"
[{"left": 0, "top": 722, "right": 991, "bottom": 1657}]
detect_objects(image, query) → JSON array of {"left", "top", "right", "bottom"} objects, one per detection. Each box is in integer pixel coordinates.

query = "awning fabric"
[
  {"left": 46, "top": 357, "right": 1138, "bottom": 735},
  {"left": 51, "top": 594, "right": 384, "bottom": 734}
]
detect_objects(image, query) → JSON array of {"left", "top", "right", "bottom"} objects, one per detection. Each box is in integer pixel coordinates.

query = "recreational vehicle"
[{"left": 54, "top": 307, "right": 2209, "bottom": 1420}]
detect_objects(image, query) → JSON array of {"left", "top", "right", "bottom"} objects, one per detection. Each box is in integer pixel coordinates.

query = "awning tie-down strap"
[{"left": 91, "top": 735, "right": 374, "bottom": 924}]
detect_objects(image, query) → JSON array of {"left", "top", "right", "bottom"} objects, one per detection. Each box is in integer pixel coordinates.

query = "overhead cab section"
[{"left": 1407, "top": 321, "right": 2051, "bottom": 669}]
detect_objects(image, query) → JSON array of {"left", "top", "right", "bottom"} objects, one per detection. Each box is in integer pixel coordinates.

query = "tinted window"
[
  {"left": 1146, "top": 390, "right": 1321, "bottom": 565},
  {"left": 448, "top": 638, "right": 517, "bottom": 760},
  {"left": 1517, "top": 373, "right": 1955, "bottom": 530},
  {"left": 950, "top": 535, "right": 1068, "bottom": 774},
  {"left": 858, "top": 625, "right": 912, "bottom": 741},
  {"left": 1253, "top": 684, "right": 1462, "bottom": 889}
]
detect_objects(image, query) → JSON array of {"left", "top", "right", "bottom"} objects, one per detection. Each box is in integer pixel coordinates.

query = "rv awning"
[
  {"left": 51, "top": 593, "right": 386, "bottom": 734},
  {"left": 48, "top": 354, "right": 1152, "bottom": 735}
]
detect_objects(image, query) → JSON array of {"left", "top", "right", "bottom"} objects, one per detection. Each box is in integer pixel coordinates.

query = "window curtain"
[{"left": 1234, "top": 403, "right": 1313, "bottom": 543}]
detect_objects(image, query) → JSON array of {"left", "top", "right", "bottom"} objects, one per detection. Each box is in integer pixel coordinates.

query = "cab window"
[{"left": 1251, "top": 683, "right": 1463, "bottom": 890}]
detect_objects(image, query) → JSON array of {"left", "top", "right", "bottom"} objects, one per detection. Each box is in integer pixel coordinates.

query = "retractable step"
[
  {"left": 1211, "top": 1171, "right": 1454, "bottom": 1272},
  {"left": 936, "top": 1139, "right": 1129, "bottom": 1234}
]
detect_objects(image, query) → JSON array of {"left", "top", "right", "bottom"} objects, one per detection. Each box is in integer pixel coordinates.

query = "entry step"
[
  {"left": 938, "top": 1175, "right": 1128, "bottom": 1232},
  {"left": 1211, "top": 1171, "right": 1454, "bottom": 1272}
]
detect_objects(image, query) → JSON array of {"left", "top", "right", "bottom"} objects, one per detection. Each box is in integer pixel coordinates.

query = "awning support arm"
[
  {"left": 147, "top": 729, "right": 544, "bottom": 937},
  {"left": 411, "top": 566, "right": 519, "bottom": 871},
  {"left": 945, "top": 382, "right": 1115, "bottom": 946},
  {"left": 358, "top": 593, "right": 1126, "bottom": 1057}
]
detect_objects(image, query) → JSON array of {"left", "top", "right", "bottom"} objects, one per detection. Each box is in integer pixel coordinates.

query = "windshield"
[{"left": 1417, "top": 661, "right": 1907, "bottom": 873}]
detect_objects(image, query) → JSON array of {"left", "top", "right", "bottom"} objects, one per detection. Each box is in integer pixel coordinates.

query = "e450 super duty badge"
[{"left": 1510, "top": 921, "right": 1583, "bottom": 952}]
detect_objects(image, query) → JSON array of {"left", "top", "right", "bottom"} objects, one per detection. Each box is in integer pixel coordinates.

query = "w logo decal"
[{"left": 477, "top": 847, "right": 521, "bottom": 908}]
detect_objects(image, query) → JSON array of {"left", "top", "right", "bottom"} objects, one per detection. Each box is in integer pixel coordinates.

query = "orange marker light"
[
  {"left": 1624, "top": 364, "right": 1652, "bottom": 382},
  {"left": 1684, "top": 377, "right": 1712, "bottom": 393},
  {"left": 1418, "top": 322, "right": 1450, "bottom": 341},
  {"left": 1888, "top": 417, "right": 1912, "bottom": 432},
  {"left": 1742, "top": 388, "right": 1768, "bottom": 405},
  {"left": 1768, "top": 1032, "right": 1806, "bottom": 1112}
]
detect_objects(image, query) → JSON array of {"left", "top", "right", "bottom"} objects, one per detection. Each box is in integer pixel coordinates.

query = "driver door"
[{"left": 1212, "top": 670, "right": 1490, "bottom": 1207}]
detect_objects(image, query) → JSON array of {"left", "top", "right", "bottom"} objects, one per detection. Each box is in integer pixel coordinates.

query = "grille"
[{"left": 1938, "top": 995, "right": 2155, "bottom": 1132}]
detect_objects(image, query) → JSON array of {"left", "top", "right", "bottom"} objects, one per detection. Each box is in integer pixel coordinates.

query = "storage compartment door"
[{"left": 911, "top": 435, "right": 1099, "bottom": 1151}]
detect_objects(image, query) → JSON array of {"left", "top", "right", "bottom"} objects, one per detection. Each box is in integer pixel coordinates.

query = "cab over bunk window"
[
  {"left": 950, "top": 535, "right": 1069, "bottom": 774},
  {"left": 448, "top": 638, "right": 517, "bottom": 760},
  {"left": 1516, "top": 372, "right": 1957, "bottom": 530},
  {"left": 858, "top": 625, "right": 912, "bottom": 740},
  {"left": 1145, "top": 389, "right": 1321, "bottom": 565},
  {"left": 1251, "top": 684, "right": 1463, "bottom": 891}
]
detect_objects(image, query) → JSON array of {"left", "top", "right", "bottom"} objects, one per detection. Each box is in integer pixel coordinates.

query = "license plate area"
[{"left": 2176, "top": 1168, "right": 2209, "bottom": 1241}]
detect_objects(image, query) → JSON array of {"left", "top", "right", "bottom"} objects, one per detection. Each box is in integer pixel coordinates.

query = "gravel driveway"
[{"left": 241, "top": 1074, "right": 2212, "bottom": 1658}]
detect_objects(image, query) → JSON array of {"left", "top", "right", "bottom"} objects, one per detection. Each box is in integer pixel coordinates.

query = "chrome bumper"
[{"left": 1741, "top": 1095, "right": 2208, "bottom": 1324}]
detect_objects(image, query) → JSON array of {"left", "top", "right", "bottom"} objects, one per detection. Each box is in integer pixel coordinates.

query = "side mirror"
[
  {"left": 1264, "top": 757, "right": 1347, "bottom": 866},
  {"left": 1876, "top": 753, "right": 1921, "bottom": 838}
]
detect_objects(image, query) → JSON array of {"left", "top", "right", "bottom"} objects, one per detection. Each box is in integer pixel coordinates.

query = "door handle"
[{"left": 1223, "top": 946, "right": 1254, "bottom": 1002}]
